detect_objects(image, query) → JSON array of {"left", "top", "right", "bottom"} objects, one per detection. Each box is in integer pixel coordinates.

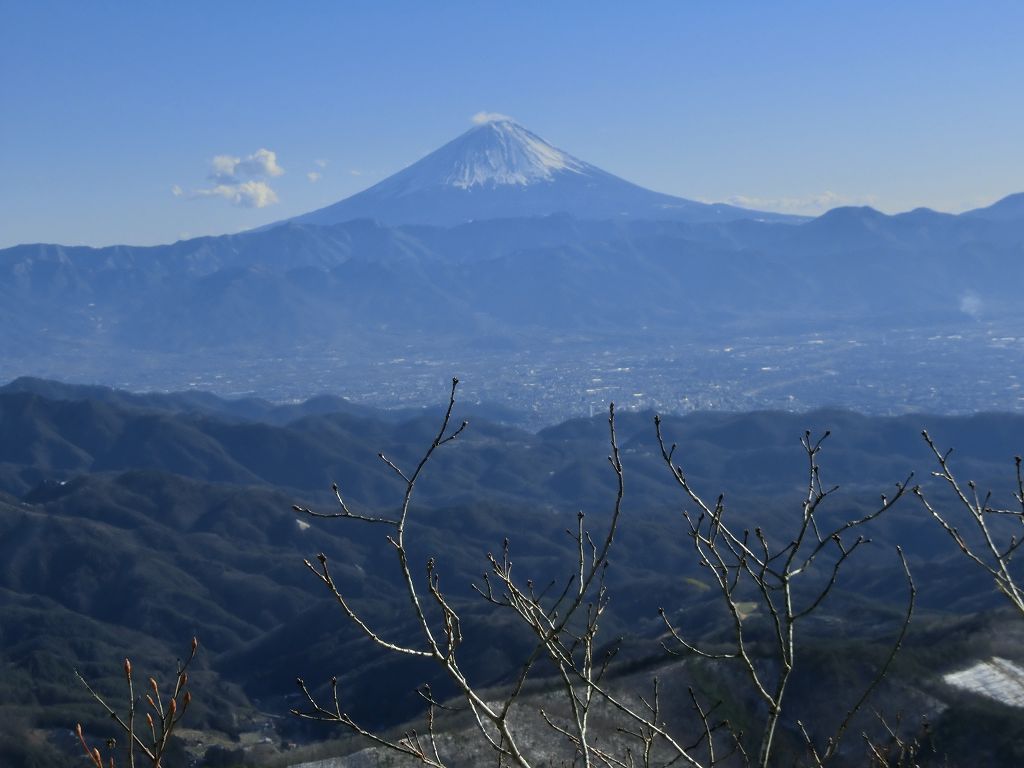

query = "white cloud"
[
  {"left": 209, "top": 148, "right": 284, "bottom": 182},
  {"left": 726, "top": 190, "right": 877, "bottom": 216},
  {"left": 193, "top": 180, "right": 279, "bottom": 208},
  {"left": 349, "top": 169, "right": 363, "bottom": 176},
  {"left": 307, "top": 171, "right": 321, "bottom": 183},
  {"left": 171, "top": 184, "right": 183, "bottom": 197},
  {"left": 189, "top": 147, "right": 285, "bottom": 207},
  {"left": 314, "top": 158, "right": 328, "bottom": 168},
  {"left": 471, "top": 111, "right": 514, "bottom": 124},
  {"left": 240, "top": 148, "right": 284, "bottom": 177},
  {"left": 210, "top": 154, "right": 240, "bottom": 180}
]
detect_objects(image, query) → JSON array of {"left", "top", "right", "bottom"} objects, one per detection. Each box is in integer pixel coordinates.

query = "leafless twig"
[
  {"left": 75, "top": 637, "right": 198, "bottom": 768},
  {"left": 915, "top": 431, "right": 1024, "bottom": 614},
  {"left": 654, "top": 418, "right": 913, "bottom": 767}
]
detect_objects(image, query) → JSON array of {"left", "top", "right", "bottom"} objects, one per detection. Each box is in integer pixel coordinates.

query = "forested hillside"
[{"left": 1, "top": 379, "right": 1022, "bottom": 765}]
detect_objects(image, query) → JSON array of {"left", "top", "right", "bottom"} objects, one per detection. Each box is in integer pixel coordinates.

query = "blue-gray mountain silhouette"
[{"left": 278, "top": 118, "right": 801, "bottom": 227}]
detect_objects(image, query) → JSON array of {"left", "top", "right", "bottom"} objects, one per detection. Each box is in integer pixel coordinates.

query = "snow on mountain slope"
[
  {"left": 352, "top": 119, "right": 591, "bottom": 198},
  {"left": 423, "top": 119, "right": 588, "bottom": 190},
  {"left": 278, "top": 118, "right": 803, "bottom": 228}
]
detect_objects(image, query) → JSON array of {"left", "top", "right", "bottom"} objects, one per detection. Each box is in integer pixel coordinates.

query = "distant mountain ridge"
[
  {"left": 3, "top": 202, "right": 1024, "bottom": 360},
  {"left": 963, "top": 191, "right": 1024, "bottom": 221}
]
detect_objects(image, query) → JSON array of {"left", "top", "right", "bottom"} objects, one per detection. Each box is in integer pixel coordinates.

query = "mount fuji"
[{"left": 278, "top": 118, "right": 801, "bottom": 227}]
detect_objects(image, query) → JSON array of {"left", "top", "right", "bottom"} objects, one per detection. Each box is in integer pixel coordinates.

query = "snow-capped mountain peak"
[
  {"left": 368, "top": 118, "right": 592, "bottom": 196},
  {"left": 436, "top": 119, "right": 588, "bottom": 189},
  {"left": 279, "top": 119, "right": 803, "bottom": 228}
]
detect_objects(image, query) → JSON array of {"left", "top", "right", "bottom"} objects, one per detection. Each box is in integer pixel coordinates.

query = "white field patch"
[{"left": 943, "top": 657, "right": 1024, "bottom": 708}]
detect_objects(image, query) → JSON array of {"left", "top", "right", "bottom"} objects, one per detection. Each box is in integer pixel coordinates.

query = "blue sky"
[{"left": 2, "top": 1, "right": 1022, "bottom": 247}]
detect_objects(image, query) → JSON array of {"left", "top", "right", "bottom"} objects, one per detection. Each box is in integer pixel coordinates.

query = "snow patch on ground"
[{"left": 943, "top": 657, "right": 1024, "bottom": 708}]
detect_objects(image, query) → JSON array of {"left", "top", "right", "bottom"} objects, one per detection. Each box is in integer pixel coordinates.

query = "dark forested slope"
[{"left": 1, "top": 379, "right": 1022, "bottom": 765}]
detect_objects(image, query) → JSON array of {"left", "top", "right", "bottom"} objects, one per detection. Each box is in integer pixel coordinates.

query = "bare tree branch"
[{"left": 916, "top": 430, "right": 1024, "bottom": 615}]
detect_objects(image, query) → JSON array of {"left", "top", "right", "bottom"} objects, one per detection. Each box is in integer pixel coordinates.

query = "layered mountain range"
[
  {"left": 2, "top": 119, "right": 1024, "bottom": 416},
  {"left": 2, "top": 377, "right": 1024, "bottom": 766}
]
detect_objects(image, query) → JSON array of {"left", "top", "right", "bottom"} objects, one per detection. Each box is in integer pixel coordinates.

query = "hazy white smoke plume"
[{"left": 959, "top": 291, "right": 983, "bottom": 318}]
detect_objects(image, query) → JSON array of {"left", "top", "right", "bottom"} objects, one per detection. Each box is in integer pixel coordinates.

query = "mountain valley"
[{"left": 0, "top": 378, "right": 1022, "bottom": 765}]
